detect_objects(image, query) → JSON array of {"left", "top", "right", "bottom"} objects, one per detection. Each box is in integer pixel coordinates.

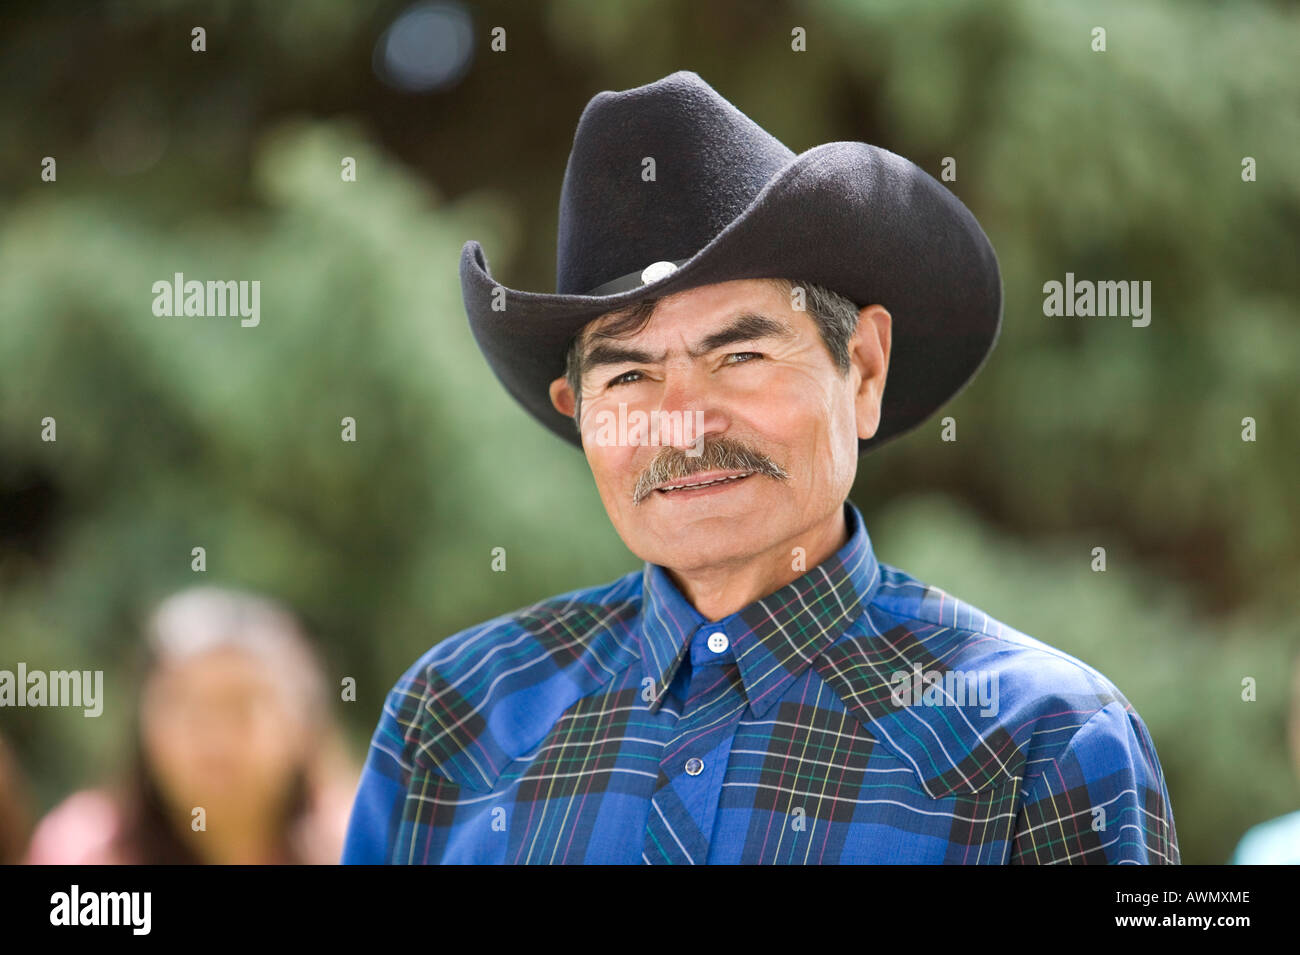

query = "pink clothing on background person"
[
  {"left": 23, "top": 789, "right": 134, "bottom": 865},
  {"left": 22, "top": 779, "right": 355, "bottom": 864}
]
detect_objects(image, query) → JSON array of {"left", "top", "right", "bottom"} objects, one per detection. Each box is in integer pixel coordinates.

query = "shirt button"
[
  {"left": 685, "top": 757, "right": 704, "bottom": 776},
  {"left": 706, "top": 632, "right": 729, "bottom": 653}
]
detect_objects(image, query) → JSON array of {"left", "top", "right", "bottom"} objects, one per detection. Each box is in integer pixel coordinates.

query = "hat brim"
[{"left": 460, "top": 140, "right": 1002, "bottom": 455}]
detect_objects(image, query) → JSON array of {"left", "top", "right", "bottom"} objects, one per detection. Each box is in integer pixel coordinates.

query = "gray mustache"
[{"left": 632, "top": 437, "right": 789, "bottom": 505}]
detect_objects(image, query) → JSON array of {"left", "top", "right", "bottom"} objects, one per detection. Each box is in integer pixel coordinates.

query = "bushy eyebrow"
[{"left": 581, "top": 312, "right": 796, "bottom": 372}]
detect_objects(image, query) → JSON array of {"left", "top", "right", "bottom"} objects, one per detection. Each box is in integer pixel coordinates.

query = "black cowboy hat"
[{"left": 459, "top": 70, "right": 1002, "bottom": 454}]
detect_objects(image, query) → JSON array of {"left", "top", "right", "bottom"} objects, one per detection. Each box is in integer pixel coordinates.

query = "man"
[{"left": 343, "top": 70, "right": 1178, "bottom": 864}]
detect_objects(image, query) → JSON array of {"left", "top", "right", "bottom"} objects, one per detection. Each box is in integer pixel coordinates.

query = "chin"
[{"left": 649, "top": 533, "right": 756, "bottom": 570}]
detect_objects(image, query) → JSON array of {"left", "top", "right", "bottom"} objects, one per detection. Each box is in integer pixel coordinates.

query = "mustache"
[{"left": 632, "top": 436, "right": 789, "bottom": 505}]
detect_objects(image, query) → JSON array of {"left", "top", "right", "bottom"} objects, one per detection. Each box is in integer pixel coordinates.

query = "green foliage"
[{"left": 0, "top": 120, "right": 640, "bottom": 809}]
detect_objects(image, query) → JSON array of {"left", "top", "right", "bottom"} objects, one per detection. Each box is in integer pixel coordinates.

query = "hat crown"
[{"left": 555, "top": 70, "right": 796, "bottom": 295}]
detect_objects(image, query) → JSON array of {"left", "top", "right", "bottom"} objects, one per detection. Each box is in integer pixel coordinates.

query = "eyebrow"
[{"left": 581, "top": 312, "right": 797, "bottom": 373}]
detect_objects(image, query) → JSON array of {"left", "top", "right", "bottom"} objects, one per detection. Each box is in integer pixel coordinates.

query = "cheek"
[
  {"left": 143, "top": 722, "right": 188, "bottom": 774},
  {"left": 584, "top": 440, "right": 641, "bottom": 499},
  {"left": 142, "top": 723, "right": 205, "bottom": 802},
  {"left": 809, "top": 385, "right": 859, "bottom": 476},
  {"left": 824, "top": 382, "right": 862, "bottom": 447},
  {"left": 241, "top": 710, "right": 304, "bottom": 774},
  {"left": 739, "top": 371, "right": 836, "bottom": 446}
]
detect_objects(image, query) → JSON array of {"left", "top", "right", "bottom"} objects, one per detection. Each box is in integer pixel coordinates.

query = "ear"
[
  {"left": 850, "top": 305, "right": 891, "bottom": 442},
  {"left": 549, "top": 376, "right": 576, "bottom": 417}
]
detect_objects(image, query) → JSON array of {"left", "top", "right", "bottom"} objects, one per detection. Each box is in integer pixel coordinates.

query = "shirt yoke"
[
  {"left": 838, "top": 562, "right": 1148, "bottom": 798},
  {"left": 382, "top": 560, "right": 1146, "bottom": 804}
]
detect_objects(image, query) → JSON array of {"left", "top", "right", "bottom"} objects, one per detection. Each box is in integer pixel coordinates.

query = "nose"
[{"left": 655, "top": 364, "right": 727, "bottom": 452}]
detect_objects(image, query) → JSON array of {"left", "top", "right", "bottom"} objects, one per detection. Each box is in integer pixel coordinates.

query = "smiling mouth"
[{"left": 655, "top": 471, "right": 754, "bottom": 494}]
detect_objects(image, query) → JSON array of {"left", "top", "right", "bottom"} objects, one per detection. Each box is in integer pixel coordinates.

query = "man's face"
[{"left": 548, "top": 279, "right": 890, "bottom": 576}]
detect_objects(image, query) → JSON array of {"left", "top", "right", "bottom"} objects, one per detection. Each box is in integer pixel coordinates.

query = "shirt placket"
[{"left": 642, "top": 624, "right": 743, "bottom": 864}]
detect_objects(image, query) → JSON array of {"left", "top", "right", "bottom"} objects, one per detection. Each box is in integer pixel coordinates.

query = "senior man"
[{"left": 343, "top": 71, "right": 1178, "bottom": 864}]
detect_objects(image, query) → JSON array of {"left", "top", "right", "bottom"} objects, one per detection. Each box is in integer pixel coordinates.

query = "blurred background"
[{"left": 0, "top": 0, "right": 1297, "bottom": 865}]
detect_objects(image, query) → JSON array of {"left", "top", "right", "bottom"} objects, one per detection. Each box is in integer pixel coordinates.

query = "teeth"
[{"left": 659, "top": 473, "right": 752, "bottom": 492}]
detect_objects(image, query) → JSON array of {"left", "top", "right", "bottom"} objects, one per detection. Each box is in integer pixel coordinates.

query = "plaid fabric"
[{"left": 342, "top": 501, "right": 1179, "bottom": 864}]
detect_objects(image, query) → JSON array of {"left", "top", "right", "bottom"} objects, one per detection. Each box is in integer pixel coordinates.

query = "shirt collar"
[{"left": 638, "top": 499, "right": 881, "bottom": 718}]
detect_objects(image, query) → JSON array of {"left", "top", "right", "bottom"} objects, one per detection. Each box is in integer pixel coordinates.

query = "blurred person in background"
[
  {"left": 23, "top": 586, "right": 356, "bottom": 864},
  {"left": 1231, "top": 650, "right": 1300, "bottom": 864},
  {"left": 0, "top": 732, "right": 34, "bottom": 864}
]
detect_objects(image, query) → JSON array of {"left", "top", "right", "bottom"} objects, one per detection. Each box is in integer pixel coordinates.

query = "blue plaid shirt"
[{"left": 342, "top": 500, "right": 1179, "bottom": 864}]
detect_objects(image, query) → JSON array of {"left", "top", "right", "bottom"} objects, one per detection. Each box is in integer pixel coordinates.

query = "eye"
[
  {"left": 724, "top": 352, "right": 763, "bottom": 364},
  {"left": 607, "top": 369, "right": 644, "bottom": 387}
]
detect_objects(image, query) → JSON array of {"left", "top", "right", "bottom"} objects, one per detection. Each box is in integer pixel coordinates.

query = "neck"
[{"left": 666, "top": 504, "right": 848, "bottom": 621}]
